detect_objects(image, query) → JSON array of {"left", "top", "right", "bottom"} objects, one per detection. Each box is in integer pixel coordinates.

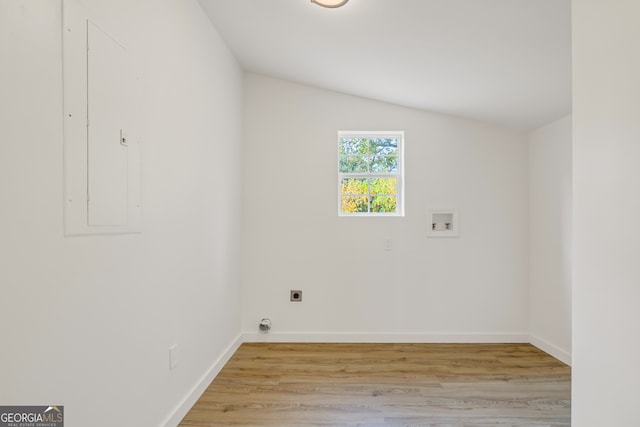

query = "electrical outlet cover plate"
[
  {"left": 290, "top": 290, "right": 302, "bottom": 302},
  {"left": 169, "top": 344, "right": 178, "bottom": 370}
]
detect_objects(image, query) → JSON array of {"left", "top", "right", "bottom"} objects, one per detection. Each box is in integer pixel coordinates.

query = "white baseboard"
[
  {"left": 529, "top": 334, "right": 572, "bottom": 366},
  {"left": 162, "top": 334, "right": 243, "bottom": 427},
  {"left": 242, "top": 331, "right": 530, "bottom": 344}
]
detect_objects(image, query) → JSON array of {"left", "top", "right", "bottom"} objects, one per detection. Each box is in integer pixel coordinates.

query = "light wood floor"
[{"left": 179, "top": 343, "right": 571, "bottom": 427}]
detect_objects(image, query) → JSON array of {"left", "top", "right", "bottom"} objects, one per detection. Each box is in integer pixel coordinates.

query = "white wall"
[
  {"left": 573, "top": 0, "right": 640, "bottom": 424},
  {"left": 242, "top": 73, "right": 529, "bottom": 341},
  {"left": 527, "top": 116, "right": 572, "bottom": 364},
  {"left": 0, "top": 1, "right": 243, "bottom": 426}
]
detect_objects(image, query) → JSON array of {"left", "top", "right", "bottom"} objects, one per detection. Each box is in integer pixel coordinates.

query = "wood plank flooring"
[{"left": 179, "top": 343, "right": 571, "bottom": 427}]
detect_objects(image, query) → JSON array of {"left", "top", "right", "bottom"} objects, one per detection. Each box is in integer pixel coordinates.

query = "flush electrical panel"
[{"left": 63, "top": 0, "right": 141, "bottom": 235}]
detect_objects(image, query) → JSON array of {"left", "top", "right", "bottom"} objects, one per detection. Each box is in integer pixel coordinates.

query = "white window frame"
[{"left": 338, "top": 131, "right": 404, "bottom": 217}]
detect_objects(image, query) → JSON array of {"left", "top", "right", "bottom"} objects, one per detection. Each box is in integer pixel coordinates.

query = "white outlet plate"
[{"left": 169, "top": 344, "right": 178, "bottom": 370}]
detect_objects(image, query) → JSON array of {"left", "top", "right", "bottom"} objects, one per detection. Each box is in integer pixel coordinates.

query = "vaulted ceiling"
[{"left": 198, "top": 0, "right": 571, "bottom": 130}]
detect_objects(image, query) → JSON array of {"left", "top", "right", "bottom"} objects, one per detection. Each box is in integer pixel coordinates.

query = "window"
[{"left": 338, "top": 131, "right": 404, "bottom": 216}]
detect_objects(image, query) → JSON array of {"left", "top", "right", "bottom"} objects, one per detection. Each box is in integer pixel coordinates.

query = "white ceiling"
[{"left": 198, "top": 0, "right": 571, "bottom": 130}]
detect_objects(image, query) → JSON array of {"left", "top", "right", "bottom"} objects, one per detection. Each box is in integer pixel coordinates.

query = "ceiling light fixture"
[{"left": 311, "top": 0, "right": 349, "bottom": 8}]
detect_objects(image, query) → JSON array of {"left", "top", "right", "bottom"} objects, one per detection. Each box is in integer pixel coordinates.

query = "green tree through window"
[{"left": 338, "top": 132, "right": 403, "bottom": 216}]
